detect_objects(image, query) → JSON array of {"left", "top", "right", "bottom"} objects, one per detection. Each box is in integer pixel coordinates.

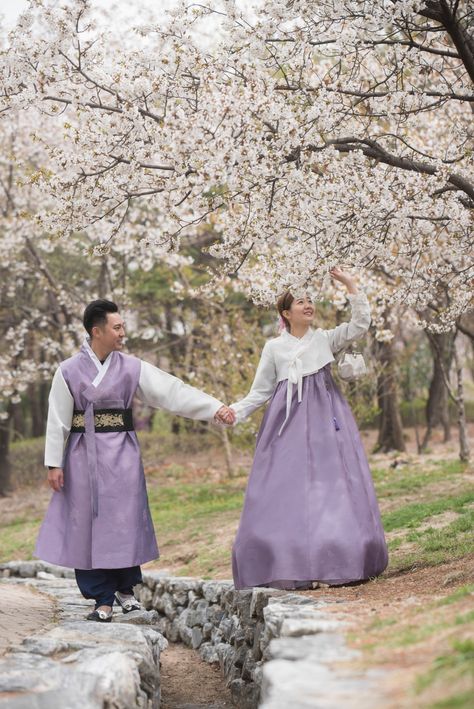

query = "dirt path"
[
  {"left": 0, "top": 582, "right": 56, "bottom": 655},
  {"left": 160, "top": 643, "right": 233, "bottom": 709}
]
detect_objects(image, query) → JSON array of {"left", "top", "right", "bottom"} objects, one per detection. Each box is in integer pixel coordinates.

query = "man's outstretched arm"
[{"left": 136, "top": 360, "right": 235, "bottom": 424}]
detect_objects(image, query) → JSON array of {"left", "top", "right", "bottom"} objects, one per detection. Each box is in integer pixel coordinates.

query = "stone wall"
[
  {"left": 138, "top": 573, "right": 386, "bottom": 708},
  {"left": 1, "top": 562, "right": 386, "bottom": 708},
  {"left": 137, "top": 573, "right": 355, "bottom": 708}
]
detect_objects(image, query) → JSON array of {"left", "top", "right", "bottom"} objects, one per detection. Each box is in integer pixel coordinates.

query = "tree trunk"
[
  {"left": 421, "top": 330, "right": 455, "bottom": 450},
  {"left": 38, "top": 382, "right": 51, "bottom": 436},
  {"left": 29, "top": 342, "right": 49, "bottom": 438},
  {"left": 98, "top": 259, "right": 108, "bottom": 298},
  {"left": 457, "top": 310, "right": 474, "bottom": 343},
  {"left": 456, "top": 313, "right": 474, "bottom": 381},
  {"left": 11, "top": 401, "right": 25, "bottom": 441},
  {"left": 374, "top": 338, "right": 406, "bottom": 452},
  {"left": 220, "top": 426, "right": 235, "bottom": 478},
  {"left": 28, "top": 383, "right": 40, "bottom": 438},
  {"left": 405, "top": 359, "right": 422, "bottom": 454},
  {"left": 453, "top": 341, "right": 470, "bottom": 462},
  {"left": 0, "top": 413, "right": 12, "bottom": 497}
]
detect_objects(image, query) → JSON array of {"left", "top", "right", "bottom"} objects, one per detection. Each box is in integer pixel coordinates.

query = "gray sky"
[
  {"left": 1, "top": 0, "right": 184, "bottom": 30},
  {"left": 1, "top": 0, "right": 29, "bottom": 28},
  {"left": 1, "top": 1, "right": 258, "bottom": 45}
]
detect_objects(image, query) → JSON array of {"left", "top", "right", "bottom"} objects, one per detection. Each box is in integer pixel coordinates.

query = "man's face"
[{"left": 91, "top": 312, "right": 125, "bottom": 354}]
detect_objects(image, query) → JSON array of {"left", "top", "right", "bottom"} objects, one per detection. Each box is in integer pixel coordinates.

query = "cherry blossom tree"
[{"left": 1, "top": 0, "right": 471, "bottom": 323}]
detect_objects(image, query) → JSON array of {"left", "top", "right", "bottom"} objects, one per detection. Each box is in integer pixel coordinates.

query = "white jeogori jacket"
[{"left": 230, "top": 292, "right": 371, "bottom": 433}]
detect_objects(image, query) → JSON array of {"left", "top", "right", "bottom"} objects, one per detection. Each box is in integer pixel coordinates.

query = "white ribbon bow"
[{"left": 278, "top": 334, "right": 314, "bottom": 435}]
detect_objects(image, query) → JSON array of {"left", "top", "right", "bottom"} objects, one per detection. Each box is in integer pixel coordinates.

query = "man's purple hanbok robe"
[{"left": 35, "top": 341, "right": 223, "bottom": 570}]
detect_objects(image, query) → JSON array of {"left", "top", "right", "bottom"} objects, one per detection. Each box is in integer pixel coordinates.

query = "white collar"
[
  {"left": 83, "top": 337, "right": 113, "bottom": 387},
  {"left": 280, "top": 327, "right": 314, "bottom": 344}
]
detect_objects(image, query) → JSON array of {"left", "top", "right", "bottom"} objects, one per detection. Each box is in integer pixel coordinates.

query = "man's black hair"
[{"left": 83, "top": 299, "right": 119, "bottom": 337}]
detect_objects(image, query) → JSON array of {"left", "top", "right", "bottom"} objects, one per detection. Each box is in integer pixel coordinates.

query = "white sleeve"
[
  {"left": 136, "top": 360, "right": 224, "bottom": 422},
  {"left": 230, "top": 342, "right": 277, "bottom": 424},
  {"left": 44, "top": 367, "right": 74, "bottom": 468},
  {"left": 324, "top": 292, "right": 371, "bottom": 354}
]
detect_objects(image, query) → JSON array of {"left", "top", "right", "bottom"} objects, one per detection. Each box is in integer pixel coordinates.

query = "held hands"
[
  {"left": 214, "top": 405, "right": 236, "bottom": 426},
  {"left": 48, "top": 468, "right": 64, "bottom": 492},
  {"left": 329, "top": 266, "right": 358, "bottom": 295}
]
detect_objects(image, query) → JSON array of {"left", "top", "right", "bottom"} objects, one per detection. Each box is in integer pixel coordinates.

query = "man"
[{"left": 35, "top": 299, "right": 235, "bottom": 622}]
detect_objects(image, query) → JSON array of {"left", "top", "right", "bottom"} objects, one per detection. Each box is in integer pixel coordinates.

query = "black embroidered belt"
[{"left": 70, "top": 408, "right": 134, "bottom": 433}]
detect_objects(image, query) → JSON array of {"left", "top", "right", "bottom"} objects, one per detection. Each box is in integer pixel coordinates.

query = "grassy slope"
[{"left": 373, "top": 460, "right": 474, "bottom": 573}]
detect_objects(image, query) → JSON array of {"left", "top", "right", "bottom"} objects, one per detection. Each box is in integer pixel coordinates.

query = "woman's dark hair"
[
  {"left": 276, "top": 291, "right": 294, "bottom": 331},
  {"left": 83, "top": 299, "right": 119, "bottom": 336}
]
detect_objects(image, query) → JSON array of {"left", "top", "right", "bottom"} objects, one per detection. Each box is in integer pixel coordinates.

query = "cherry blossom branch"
[
  {"left": 308, "top": 138, "right": 474, "bottom": 202},
  {"left": 274, "top": 84, "right": 474, "bottom": 103},
  {"left": 417, "top": 0, "right": 474, "bottom": 83},
  {"left": 41, "top": 95, "right": 163, "bottom": 123}
]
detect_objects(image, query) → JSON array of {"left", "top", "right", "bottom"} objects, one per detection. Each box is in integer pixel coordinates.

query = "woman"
[{"left": 230, "top": 267, "right": 388, "bottom": 590}]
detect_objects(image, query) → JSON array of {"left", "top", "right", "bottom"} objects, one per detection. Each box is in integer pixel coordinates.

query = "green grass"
[
  {"left": 351, "top": 466, "right": 473, "bottom": 705},
  {"left": 145, "top": 479, "right": 246, "bottom": 577},
  {"left": 436, "top": 586, "right": 474, "bottom": 607},
  {"left": 372, "top": 460, "right": 467, "bottom": 500},
  {"left": 0, "top": 519, "right": 43, "bottom": 562},
  {"left": 388, "top": 617, "right": 465, "bottom": 649},
  {"left": 381, "top": 488, "right": 474, "bottom": 573},
  {"left": 367, "top": 616, "right": 397, "bottom": 630},
  {"left": 455, "top": 611, "right": 474, "bottom": 626},
  {"left": 415, "top": 638, "right": 474, "bottom": 694},
  {"left": 431, "top": 692, "right": 474, "bottom": 709},
  {"left": 362, "top": 587, "right": 474, "bottom": 655},
  {"left": 360, "top": 588, "right": 474, "bottom": 705},
  {"left": 387, "top": 536, "right": 404, "bottom": 551},
  {"left": 382, "top": 490, "right": 474, "bottom": 532},
  {"left": 374, "top": 596, "right": 472, "bottom": 648},
  {"left": 147, "top": 481, "right": 245, "bottom": 537}
]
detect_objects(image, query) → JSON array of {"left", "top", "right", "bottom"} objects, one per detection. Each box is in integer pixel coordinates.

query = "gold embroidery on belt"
[
  {"left": 71, "top": 412, "right": 125, "bottom": 428},
  {"left": 95, "top": 412, "right": 124, "bottom": 427},
  {"left": 72, "top": 412, "right": 84, "bottom": 428}
]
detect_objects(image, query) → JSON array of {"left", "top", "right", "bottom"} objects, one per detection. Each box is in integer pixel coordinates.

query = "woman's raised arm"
[{"left": 324, "top": 268, "right": 371, "bottom": 353}]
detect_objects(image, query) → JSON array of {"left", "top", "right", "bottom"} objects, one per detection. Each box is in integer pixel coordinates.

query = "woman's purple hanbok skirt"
[{"left": 232, "top": 365, "right": 388, "bottom": 590}]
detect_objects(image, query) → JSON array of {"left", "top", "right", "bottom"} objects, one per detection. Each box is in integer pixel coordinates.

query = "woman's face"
[{"left": 284, "top": 295, "right": 314, "bottom": 329}]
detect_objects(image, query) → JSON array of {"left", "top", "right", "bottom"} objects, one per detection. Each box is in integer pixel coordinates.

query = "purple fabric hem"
[
  {"left": 235, "top": 573, "right": 382, "bottom": 591},
  {"left": 33, "top": 552, "right": 160, "bottom": 571}
]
